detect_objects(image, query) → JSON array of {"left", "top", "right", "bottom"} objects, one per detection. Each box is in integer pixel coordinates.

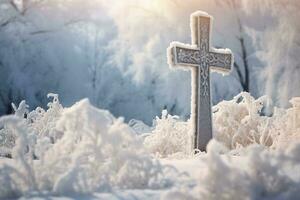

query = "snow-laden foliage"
[
  {"left": 213, "top": 92, "right": 272, "bottom": 150},
  {"left": 215, "top": 93, "right": 300, "bottom": 152},
  {"left": 144, "top": 110, "right": 193, "bottom": 158},
  {"left": 0, "top": 95, "right": 180, "bottom": 198},
  {"left": 145, "top": 92, "right": 300, "bottom": 157}
]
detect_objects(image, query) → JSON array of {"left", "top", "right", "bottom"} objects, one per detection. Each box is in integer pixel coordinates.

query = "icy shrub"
[
  {"left": 144, "top": 110, "right": 193, "bottom": 158},
  {"left": 146, "top": 92, "right": 300, "bottom": 156},
  {"left": 213, "top": 92, "right": 273, "bottom": 149},
  {"left": 145, "top": 92, "right": 272, "bottom": 156},
  {"left": 28, "top": 93, "right": 63, "bottom": 158},
  {"left": 0, "top": 96, "right": 176, "bottom": 198},
  {"left": 214, "top": 93, "right": 300, "bottom": 151},
  {"left": 41, "top": 99, "right": 167, "bottom": 194},
  {"left": 0, "top": 101, "right": 29, "bottom": 157},
  {"left": 0, "top": 94, "right": 62, "bottom": 158},
  {"left": 270, "top": 97, "right": 300, "bottom": 150},
  {"left": 0, "top": 116, "right": 37, "bottom": 198}
]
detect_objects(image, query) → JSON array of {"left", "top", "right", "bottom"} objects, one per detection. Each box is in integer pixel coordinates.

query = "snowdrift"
[{"left": 0, "top": 93, "right": 299, "bottom": 199}]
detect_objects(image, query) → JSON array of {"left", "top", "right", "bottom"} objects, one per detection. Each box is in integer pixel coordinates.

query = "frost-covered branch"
[{"left": 236, "top": 18, "right": 250, "bottom": 92}]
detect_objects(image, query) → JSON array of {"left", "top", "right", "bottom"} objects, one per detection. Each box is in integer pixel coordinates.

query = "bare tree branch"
[
  {"left": 227, "top": 0, "right": 251, "bottom": 92},
  {"left": 30, "top": 18, "right": 87, "bottom": 35},
  {"left": 30, "top": 29, "right": 58, "bottom": 35},
  {"left": 0, "top": 16, "right": 17, "bottom": 28},
  {"left": 234, "top": 62, "right": 246, "bottom": 89},
  {"left": 237, "top": 17, "right": 250, "bottom": 92},
  {"left": 9, "top": 0, "right": 20, "bottom": 13}
]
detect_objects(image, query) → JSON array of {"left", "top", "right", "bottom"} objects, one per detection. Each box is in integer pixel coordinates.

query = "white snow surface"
[{"left": 0, "top": 93, "right": 300, "bottom": 199}]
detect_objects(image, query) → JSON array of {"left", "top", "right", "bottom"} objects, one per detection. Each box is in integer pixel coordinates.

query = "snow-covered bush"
[
  {"left": 0, "top": 95, "right": 178, "bottom": 198},
  {"left": 0, "top": 100, "right": 30, "bottom": 157},
  {"left": 214, "top": 93, "right": 300, "bottom": 151},
  {"left": 40, "top": 99, "right": 168, "bottom": 194},
  {"left": 213, "top": 92, "right": 272, "bottom": 149},
  {"left": 270, "top": 97, "right": 300, "bottom": 150},
  {"left": 146, "top": 92, "right": 300, "bottom": 156},
  {"left": 144, "top": 110, "right": 193, "bottom": 158}
]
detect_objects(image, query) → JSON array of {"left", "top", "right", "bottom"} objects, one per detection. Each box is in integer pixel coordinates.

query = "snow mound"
[
  {"left": 0, "top": 96, "right": 177, "bottom": 198},
  {"left": 163, "top": 139, "right": 300, "bottom": 199}
]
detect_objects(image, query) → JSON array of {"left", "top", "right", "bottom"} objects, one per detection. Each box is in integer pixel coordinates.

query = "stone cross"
[{"left": 167, "top": 11, "right": 233, "bottom": 151}]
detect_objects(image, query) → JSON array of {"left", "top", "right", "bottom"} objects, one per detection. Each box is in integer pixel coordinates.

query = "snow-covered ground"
[{"left": 0, "top": 93, "right": 300, "bottom": 199}]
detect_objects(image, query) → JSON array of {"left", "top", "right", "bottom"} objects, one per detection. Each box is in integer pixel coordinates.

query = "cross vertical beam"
[{"left": 167, "top": 11, "right": 233, "bottom": 152}]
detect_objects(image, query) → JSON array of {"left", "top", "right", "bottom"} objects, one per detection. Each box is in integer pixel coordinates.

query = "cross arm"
[
  {"left": 208, "top": 49, "right": 233, "bottom": 73},
  {"left": 168, "top": 42, "right": 200, "bottom": 67}
]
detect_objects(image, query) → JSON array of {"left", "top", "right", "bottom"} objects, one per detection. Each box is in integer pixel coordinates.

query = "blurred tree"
[
  {"left": 242, "top": 0, "right": 300, "bottom": 106},
  {"left": 215, "top": 0, "right": 251, "bottom": 92}
]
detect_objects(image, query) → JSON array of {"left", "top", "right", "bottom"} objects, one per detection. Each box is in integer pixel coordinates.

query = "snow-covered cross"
[{"left": 167, "top": 11, "right": 234, "bottom": 151}]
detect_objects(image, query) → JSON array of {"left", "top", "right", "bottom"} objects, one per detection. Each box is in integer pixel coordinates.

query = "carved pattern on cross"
[
  {"left": 176, "top": 47, "right": 232, "bottom": 68},
  {"left": 176, "top": 18, "right": 232, "bottom": 97}
]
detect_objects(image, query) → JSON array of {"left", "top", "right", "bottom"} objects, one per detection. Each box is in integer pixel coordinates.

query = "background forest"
[{"left": 0, "top": 0, "right": 299, "bottom": 124}]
